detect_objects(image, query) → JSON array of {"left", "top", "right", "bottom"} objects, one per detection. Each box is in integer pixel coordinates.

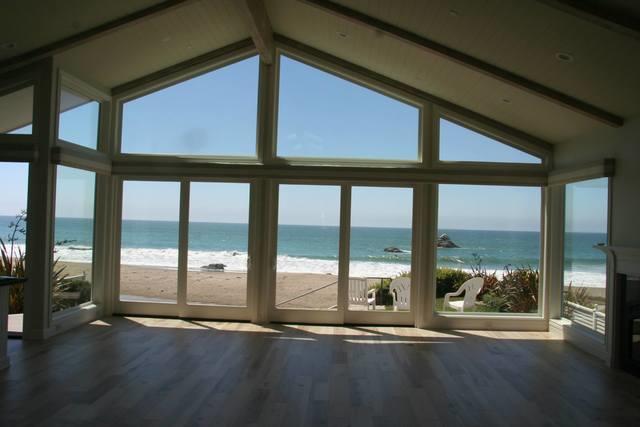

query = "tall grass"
[{"left": 0, "top": 211, "right": 27, "bottom": 313}]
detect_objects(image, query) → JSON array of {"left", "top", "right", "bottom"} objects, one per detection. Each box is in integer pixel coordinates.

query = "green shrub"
[
  {"left": 436, "top": 268, "right": 471, "bottom": 298},
  {"left": 482, "top": 293, "right": 508, "bottom": 312},
  {"left": 1, "top": 211, "right": 27, "bottom": 314},
  {"left": 52, "top": 278, "right": 92, "bottom": 312},
  {"left": 481, "top": 265, "right": 539, "bottom": 314}
]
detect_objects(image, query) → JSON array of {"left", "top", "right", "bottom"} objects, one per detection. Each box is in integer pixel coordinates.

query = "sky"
[{"left": 0, "top": 54, "right": 607, "bottom": 232}]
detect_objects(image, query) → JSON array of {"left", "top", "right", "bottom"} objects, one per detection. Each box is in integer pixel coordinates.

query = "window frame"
[
  {"left": 25, "top": 39, "right": 565, "bottom": 331},
  {"left": 56, "top": 71, "right": 108, "bottom": 151},
  {"left": 431, "top": 107, "right": 550, "bottom": 170},
  {"left": 271, "top": 49, "right": 426, "bottom": 167},
  {"left": 50, "top": 164, "right": 99, "bottom": 315},
  {"left": 560, "top": 177, "right": 612, "bottom": 336},
  {"left": 267, "top": 179, "right": 418, "bottom": 326},
  {"left": 113, "top": 175, "right": 259, "bottom": 321},
  {"left": 429, "top": 183, "right": 547, "bottom": 324},
  {"left": 113, "top": 50, "right": 262, "bottom": 162}
]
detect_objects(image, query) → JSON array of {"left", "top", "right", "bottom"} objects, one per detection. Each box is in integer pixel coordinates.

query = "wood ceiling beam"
[
  {"left": 0, "top": 0, "right": 198, "bottom": 75},
  {"left": 298, "top": 0, "right": 624, "bottom": 128},
  {"left": 239, "top": 0, "right": 275, "bottom": 64},
  {"left": 537, "top": 0, "right": 640, "bottom": 40}
]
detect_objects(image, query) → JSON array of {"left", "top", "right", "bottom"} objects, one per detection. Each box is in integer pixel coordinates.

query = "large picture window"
[
  {"left": 58, "top": 87, "right": 100, "bottom": 149},
  {"left": 0, "top": 162, "right": 29, "bottom": 333},
  {"left": 120, "top": 56, "right": 259, "bottom": 156},
  {"left": 563, "top": 178, "right": 608, "bottom": 334},
  {"left": 52, "top": 166, "right": 96, "bottom": 313},
  {"left": 435, "top": 184, "right": 541, "bottom": 314},
  {"left": 276, "top": 55, "right": 420, "bottom": 161}
]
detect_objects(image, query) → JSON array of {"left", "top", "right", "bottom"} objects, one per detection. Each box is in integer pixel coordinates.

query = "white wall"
[{"left": 554, "top": 117, "right": 640, "bottom": 247}]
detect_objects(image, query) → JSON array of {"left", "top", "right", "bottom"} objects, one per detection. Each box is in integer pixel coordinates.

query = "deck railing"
[{"left": 563, "top": 301, "right": 606, "bottom": 334}]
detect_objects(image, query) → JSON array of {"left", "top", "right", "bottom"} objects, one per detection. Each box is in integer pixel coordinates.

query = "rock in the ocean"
[
  {"left": 437, "top": 233, "right": 459, "bottom": 248},
  {"left": 384, "top": 246, "right": 404, "bottom": 253},
  {"left": 201, "top": 263, "right": 226, "bottom": 271}
]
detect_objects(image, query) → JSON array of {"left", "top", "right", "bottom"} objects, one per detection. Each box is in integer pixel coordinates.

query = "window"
[
  {"left": 277, "top": 55, "right": 420, "bottom": 161},
  {"left": 52, "top": 166, "right": 96, "bottom": 313},
  {"left": 563, "top": 178, "right": 608, "bottom": 334},
  {"left": 187, "top": 182, "right": 250, "bottom": 306},
  {"left": 275, "top": 184, "right": 340, "bottom": 310},
  {"left": 435, "top": 184, "right": 541, "bottom": 314},
  {"left": 0, "top": 162, "right": 29, "bottom": 333},
  {"left": 119, "top": 181, "right": 180, "bottom": 303},
  {"left": 349, "top": 186, "right": 413, "bottom": 311},
  {"left": 121, "top": 56, "right": 259, "bottom": 156},
  {"left": 58, "top": 87, "right": 100, "bottom": 149},
  {"left": 439, "top": 118, "right": 541, "bottom": 164},
  {"left": 0, "top": 85, "right": 33, "bottom": 135}
]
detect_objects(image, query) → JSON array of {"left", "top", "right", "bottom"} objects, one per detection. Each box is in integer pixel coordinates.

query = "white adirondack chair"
[
  {"left": 443, "top": 277, "right": 485, "bottom": 312},
  {"left": 389, "top": 277, "right": 411, "bottom": 311},
  {"left": 349, "top": 278, "right": 376, "bottom": 310}
]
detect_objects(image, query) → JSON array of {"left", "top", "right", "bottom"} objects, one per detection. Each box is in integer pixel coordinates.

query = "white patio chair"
[
  {"left": 443, "top": 277, "right": 485, "bottom": 312},
  {"left": 349, "top": 278, "right": 376, "bottom": 310},
  {"left": 389, "top": 277, "right": 411, "bottom": 311}
]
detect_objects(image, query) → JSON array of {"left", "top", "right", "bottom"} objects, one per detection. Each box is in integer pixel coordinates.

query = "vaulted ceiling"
[{"left": 1, "top": 0, "right": 639, "bottom": 144}]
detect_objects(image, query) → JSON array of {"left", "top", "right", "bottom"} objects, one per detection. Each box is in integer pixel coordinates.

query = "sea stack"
[
  {"left": 437, "top": 234, "right": 459, "bottom": 248},
  {"left": 201, "top": 263, "right": 226, "bottom": 271},
  {"left": 384, "top": 246, "right": 404, "bottom": 253}
]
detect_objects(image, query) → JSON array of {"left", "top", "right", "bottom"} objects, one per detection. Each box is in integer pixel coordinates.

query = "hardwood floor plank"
[{"left": 2, "top": 317, "right": 640, "bottom": 426}]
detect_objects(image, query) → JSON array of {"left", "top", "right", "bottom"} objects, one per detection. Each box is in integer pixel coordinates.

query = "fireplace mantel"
[
  {"left": 595, "top": 246, "right": 640, "bottom": 277},
  {"left": 595, "top": 245, "right": 640, "bottom": 370}
]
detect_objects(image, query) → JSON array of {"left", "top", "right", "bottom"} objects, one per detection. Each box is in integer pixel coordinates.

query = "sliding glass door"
[
  {"left": 186, "top": 182, "right": 250, "bottom": 308},
  {"left": 116, "top": 179, "right": 253, "bottom": 320},
  {"left": 270, "top": 183, "right": 415, "bottom": 325},
  {"left": 271, "top": 184, "right": 342, "bottom": 323}
]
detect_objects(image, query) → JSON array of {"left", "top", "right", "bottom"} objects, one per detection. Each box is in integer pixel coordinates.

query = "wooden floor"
[{"left": 2, "top": 317, "right": 640, "bottom": 427}]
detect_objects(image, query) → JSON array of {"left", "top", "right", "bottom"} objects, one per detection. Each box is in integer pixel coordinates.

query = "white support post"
[
  {"left": 177, "top": 180, "right": 190, "bottom": 315},
  {"left": 257, "top": 59, "right": 277, "bottom": 164},
  {"left": 416, "top": 183, "right": 437, "bottom": 328},
  {"left": 23, "top": 58, "right": 58, "bottom": 340},
  {"left": 337, "top": 184, "right": 352, "bottom": 319},
  {"left": 254, "top": 180, "right": 277, "bottom": 323},
  {"left": 410, "top": 184, "right": 429, "bottom": 326},
  {"left": 545, "top": 185, "right": 565, "bottom": 320}
]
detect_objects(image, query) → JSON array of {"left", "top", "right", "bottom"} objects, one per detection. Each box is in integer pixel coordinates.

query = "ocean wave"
[{"left": 44, "top": 244, "right": 607, "bottom": 286}]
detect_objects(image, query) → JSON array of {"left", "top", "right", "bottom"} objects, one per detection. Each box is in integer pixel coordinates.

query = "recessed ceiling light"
[
  {"left": 448, "top": 9, "right": 460, "bottom": 17},
  {"left": 337, "top": 31, "right": 348, "bottom": 39},
  {"left": 555, "top": 52, "right": 574, "bottom": 63},
  {"left": 0, "top": 41, "right": 17, "bottom": 50}
]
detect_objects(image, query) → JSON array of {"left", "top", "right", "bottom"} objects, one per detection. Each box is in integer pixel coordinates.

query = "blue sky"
[{"left": 0, "top": 54, "right": 606, "bottom": 232}]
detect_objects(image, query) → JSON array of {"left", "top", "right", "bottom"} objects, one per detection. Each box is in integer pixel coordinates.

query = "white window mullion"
[{"left": 177, "top": 180, "right": 190, "bottom": 315}]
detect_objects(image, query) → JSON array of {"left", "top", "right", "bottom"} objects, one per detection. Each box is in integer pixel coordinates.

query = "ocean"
[{"left": 0, "top": 216, "right": 607, "bottom": 286}]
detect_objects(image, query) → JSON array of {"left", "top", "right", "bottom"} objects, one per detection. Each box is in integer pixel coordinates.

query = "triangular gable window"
[
  {"left": 277, "top": 55, "right": 420, "bottom": 161},
  {"left": 439, "top": 118, "right": 542, "bottom": 164},
  {"left": 121, "top": 56, "right": 259, "bottom": 156}
]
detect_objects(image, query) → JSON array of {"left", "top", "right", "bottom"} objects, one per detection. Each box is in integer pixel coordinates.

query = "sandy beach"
[{"left": 60, "top": 261, "right": 343, "bottom": 309}]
